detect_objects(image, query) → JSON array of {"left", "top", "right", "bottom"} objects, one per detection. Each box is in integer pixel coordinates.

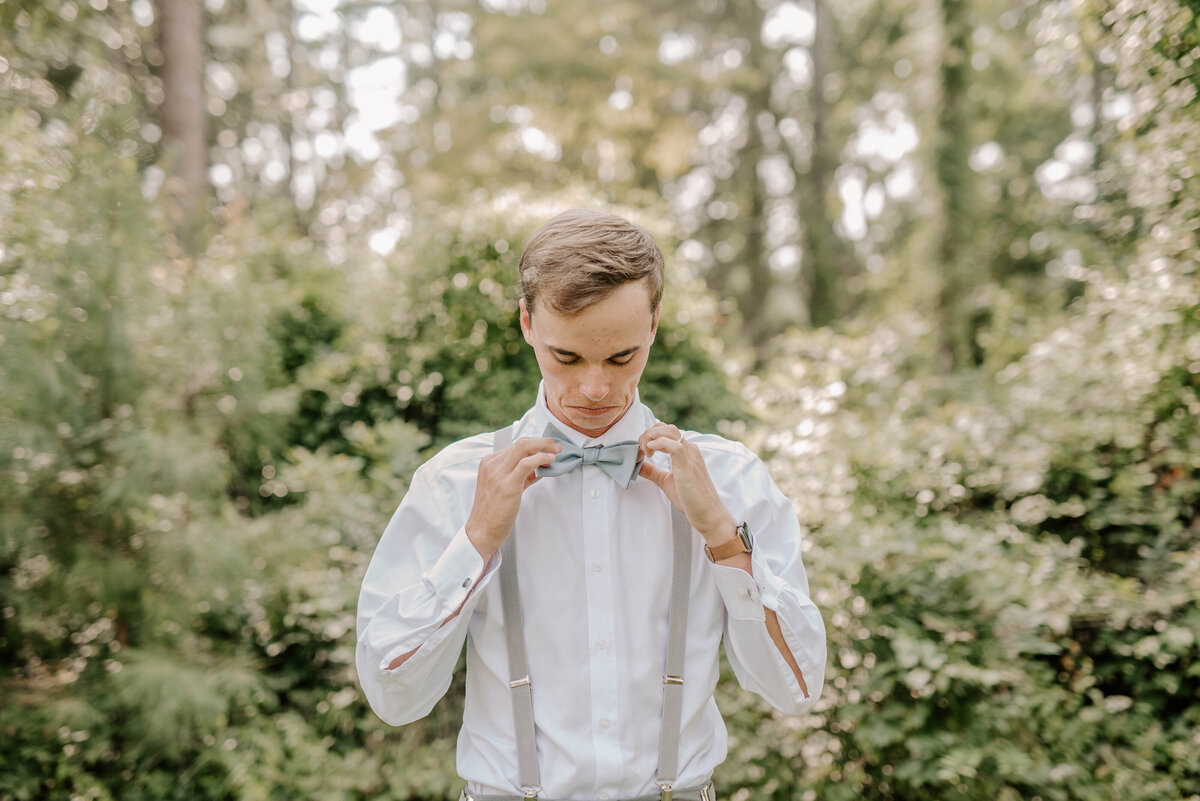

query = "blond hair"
[{"left": 518, "top": 209, "right": 664, "bottom": 316}]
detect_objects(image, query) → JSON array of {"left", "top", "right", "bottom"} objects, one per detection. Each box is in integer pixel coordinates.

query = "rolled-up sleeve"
[
  {"left": 355, "top": 455, "right": 499, "bottom": 726},
  {"left": 706, "top": 444, "right": 827, "bottom": 715}
]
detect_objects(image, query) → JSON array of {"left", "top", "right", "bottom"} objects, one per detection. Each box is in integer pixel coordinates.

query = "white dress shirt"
[{"left": 356, "top": 385, "right": 826, "bottom": 799}]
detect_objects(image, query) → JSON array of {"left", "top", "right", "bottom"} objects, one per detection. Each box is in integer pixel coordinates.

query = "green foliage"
[
  {"left": 732, "top": 295, "right": 1199, "bottom": 798},
  {"left": 5, "top": 0, "right": 1200, "bottom": 797},
  {"left": 0, "top": 86, "right": 740, "bottom": 799},
  {"left": 289, "top": 193, "right": 743, "bottom": 454},
  {"left": 713, "top": 6, "right": 1200, "bottom": 793}
]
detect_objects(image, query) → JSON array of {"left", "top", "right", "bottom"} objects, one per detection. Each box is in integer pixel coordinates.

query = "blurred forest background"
[{"left": 1, "top": 0, "right": 1198, "bottom": 798}]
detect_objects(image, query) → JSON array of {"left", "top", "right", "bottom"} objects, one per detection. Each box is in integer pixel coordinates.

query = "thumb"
[
  {"left": 638, "top": 459, "right": 669, "bottom": 487},
  {"left": 639, "top": 461, "right": 681, "bottom": 508}
]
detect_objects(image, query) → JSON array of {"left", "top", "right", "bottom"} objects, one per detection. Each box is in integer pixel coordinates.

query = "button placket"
[{"left": 580, "top": 465, "right": 621, "bottom": 787}]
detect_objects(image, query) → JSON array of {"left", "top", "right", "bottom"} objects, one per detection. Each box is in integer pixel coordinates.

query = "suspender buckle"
[
  {"left": 664, "top": 674, "right": 683, "bottom": 685},
  {"left": 521, "top": 785, "right": 540, "bottom": 799},
  {"left": 509, "top": 676, "right": 531, "bottom": 688}
]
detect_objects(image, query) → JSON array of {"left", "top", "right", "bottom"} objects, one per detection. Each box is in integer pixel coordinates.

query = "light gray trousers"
[{"left": 459, "top": 783, "right": 715, "bottom": 801}]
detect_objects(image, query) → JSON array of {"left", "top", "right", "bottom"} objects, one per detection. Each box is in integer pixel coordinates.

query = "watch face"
[{"left": 737, "top": 522, "right": 753, "bottom": 552}]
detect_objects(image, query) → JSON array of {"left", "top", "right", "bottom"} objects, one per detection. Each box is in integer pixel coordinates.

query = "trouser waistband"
[{"left": 460, "top": 782, "right": 714, "bottom": 801}]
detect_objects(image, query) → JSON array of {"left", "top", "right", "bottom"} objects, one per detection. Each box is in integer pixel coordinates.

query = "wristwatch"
[{"left": 704, "top": 521, "right": 753, "bottom": 562}]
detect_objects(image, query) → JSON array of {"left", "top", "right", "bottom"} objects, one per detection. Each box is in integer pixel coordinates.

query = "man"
[{"left": 356, "top": 209, "right": 826, "bottom": 801}]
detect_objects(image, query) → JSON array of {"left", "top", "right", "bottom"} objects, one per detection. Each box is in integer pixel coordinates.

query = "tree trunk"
[
  {"left": 935, "top": 0, "right": 974, "bottom": 367},
  {"left": 742, "top": 110, "right": 771, "bottom": 357},
  {"left": 738, "top": 1, "right": 775, "bottom": 361},
  {"left": 801, "top": 0, "right": 845, "bottom": 328},
  {"left": 157, "top": 0, "right": 207, "bottom": 253},
  {"left": 283, "top": 0, "right": 299, "bottom": 208}
]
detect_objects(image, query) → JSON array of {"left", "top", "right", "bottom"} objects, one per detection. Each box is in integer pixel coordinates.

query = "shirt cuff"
[
  {"left": 422, "top": 526, "right": 495, "bottom": 619},
  {"left": 709, "top": 562, "right": 766, "bottom": 622},
  {"left": 380, "top": 611, "right": 460, "bottom": 675}
]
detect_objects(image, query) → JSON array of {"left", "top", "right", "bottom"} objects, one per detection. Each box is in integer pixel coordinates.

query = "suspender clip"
[
  {"left": 521, "top": 785, "right": 540, "bottom": 799},
  {"left": 658, "top": 782, "right": 674, "bottom": 801}
]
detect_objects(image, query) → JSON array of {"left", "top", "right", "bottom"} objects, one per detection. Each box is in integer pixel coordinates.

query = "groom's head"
[
  {"left": 517, "top": 209, "right": 664, "bottom": 437},
  {"left": 517, "top": 208, "right": 664, "bottom": 318}
]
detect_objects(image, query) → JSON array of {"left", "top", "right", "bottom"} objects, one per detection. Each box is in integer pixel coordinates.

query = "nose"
[{"left": 579, "top": 364, "right": 610, "bottom": 402}]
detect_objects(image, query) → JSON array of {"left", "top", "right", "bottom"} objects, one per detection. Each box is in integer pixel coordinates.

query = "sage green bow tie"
[{"left": 534, "top": 423, "right": 643, "bottom": 489}]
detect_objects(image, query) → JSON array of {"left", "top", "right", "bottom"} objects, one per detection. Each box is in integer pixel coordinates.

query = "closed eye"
[
  {"left": 553, "top": 356, "right": 633, "bottom": 366},
  {"left": 548, "top": 347, "right": 640, "bottom": 365}
]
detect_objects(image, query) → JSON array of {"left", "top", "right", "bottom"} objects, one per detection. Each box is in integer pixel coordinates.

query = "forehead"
[{"left": 529, "top": 281, "right": 656, "bottom": 351}]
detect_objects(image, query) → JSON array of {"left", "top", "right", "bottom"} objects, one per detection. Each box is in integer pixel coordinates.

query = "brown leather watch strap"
[{"left": 704, "top": 526, "right": 749, "bottom": 562}]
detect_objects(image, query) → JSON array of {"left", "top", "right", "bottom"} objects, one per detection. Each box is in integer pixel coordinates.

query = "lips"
[{"left": 571, "top": 405, "right": 618, "bottom": 417}]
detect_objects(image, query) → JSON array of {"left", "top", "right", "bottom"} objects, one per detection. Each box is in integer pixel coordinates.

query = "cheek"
[
  {"left": 534, "top": 353, "right": 568, "bottom": 385},
  {"left": 626, "top": 355, "right": 651, "bottom": 381}
]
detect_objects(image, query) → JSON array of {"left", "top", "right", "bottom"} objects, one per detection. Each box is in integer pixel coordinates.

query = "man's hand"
[
  {"left": 637, "top": 423, "right": 738, "bottom": 547},
  {"left": 639, "top": 424, "right": 807, "bottom": 693},
  {"left": 465, "top": 436, "right": 562, "bottom": 561},
  {"left": 388, "top": 436, "right": 559, "bottom": 672}
]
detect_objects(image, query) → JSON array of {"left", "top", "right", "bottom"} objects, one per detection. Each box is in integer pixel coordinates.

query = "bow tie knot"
[{"left": 534, "top": 424, "right": 642, "bottom": 488}]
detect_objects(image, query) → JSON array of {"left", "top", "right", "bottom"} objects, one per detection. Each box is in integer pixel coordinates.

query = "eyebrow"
[{"left": 547, "top": 345, "right": 641, "bottom": 360}]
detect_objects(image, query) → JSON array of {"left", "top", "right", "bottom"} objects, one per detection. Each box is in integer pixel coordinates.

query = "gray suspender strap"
[
  {"left": 494, "top": 424, "right": 541, "bottom": 798},
  {"left": 655, "top": 504, "right": 692, "bottom": 800},
  {"left": 492, "top": 424, "right": 693, "bottom": 801}
]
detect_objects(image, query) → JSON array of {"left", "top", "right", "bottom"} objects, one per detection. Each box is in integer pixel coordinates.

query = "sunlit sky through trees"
[{"left": 204, "top": 0, "right": 1127, "bottom": 264}]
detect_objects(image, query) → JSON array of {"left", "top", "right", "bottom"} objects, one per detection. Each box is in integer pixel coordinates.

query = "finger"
[
  {"left": 515, "top": 451, "right": 557, "bottom": 478},
  {"left": 638, "top": 461, "right": 681, "bottom": 506},
  {"left": 638, "top": 459, "right": 669, "bottom": 485},
  {"left": 507, "top": 437, "right": 562, "bottom": 467},
  {"left": 639, "top": 425, "right": 681, "bottom": 451},
  {"left": 512, "top": 436, "right": 564, "bottom": 454},
  {"left": 642, "top": 435, "right": 686, "bottom": 456},
  {"left": 639, "top": 422, "right": 677, "bottom": 439}
]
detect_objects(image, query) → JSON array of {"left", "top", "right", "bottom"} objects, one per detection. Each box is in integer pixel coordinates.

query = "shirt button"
[
  {"left": 462, "top": 578, "right": 472, "bottom": 588},
  {"left": 599, "top": 718, "right": 610, "bottom": 729},
  {"left": 592, "top": 561, "right": 603, "bottom": 572},
  {"left": 589, "top": 488, "right": 600, "bottom": 499},
  {"left": 596, "top": 639, "right": 608, "bottom": 650},
  {"left": 738, "top": 588, "right": 751, "bottom": 600},
  {"left": 599, "top": 794, "right": 610, "bottom": 800}
]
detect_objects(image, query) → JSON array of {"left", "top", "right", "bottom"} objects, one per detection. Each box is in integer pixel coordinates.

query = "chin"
[
  {"left": 558, "top": 404, "right": 623, "bottom": 432},
  {"left": 575, "top": 416, "right": 617, "bottom": 432}
]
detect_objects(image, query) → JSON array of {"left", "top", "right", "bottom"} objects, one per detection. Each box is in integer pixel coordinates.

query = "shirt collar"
[{"left": 532, "top": 380, "right": 651, "bottom": 447}]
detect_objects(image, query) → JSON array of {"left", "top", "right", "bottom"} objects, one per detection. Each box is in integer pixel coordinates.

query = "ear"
[
  {"left": 519, "top": 298, "right": 533, "bottom": 344},
  {"left": 649, "top": 304, "right": 661, "bottom": 341}
]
